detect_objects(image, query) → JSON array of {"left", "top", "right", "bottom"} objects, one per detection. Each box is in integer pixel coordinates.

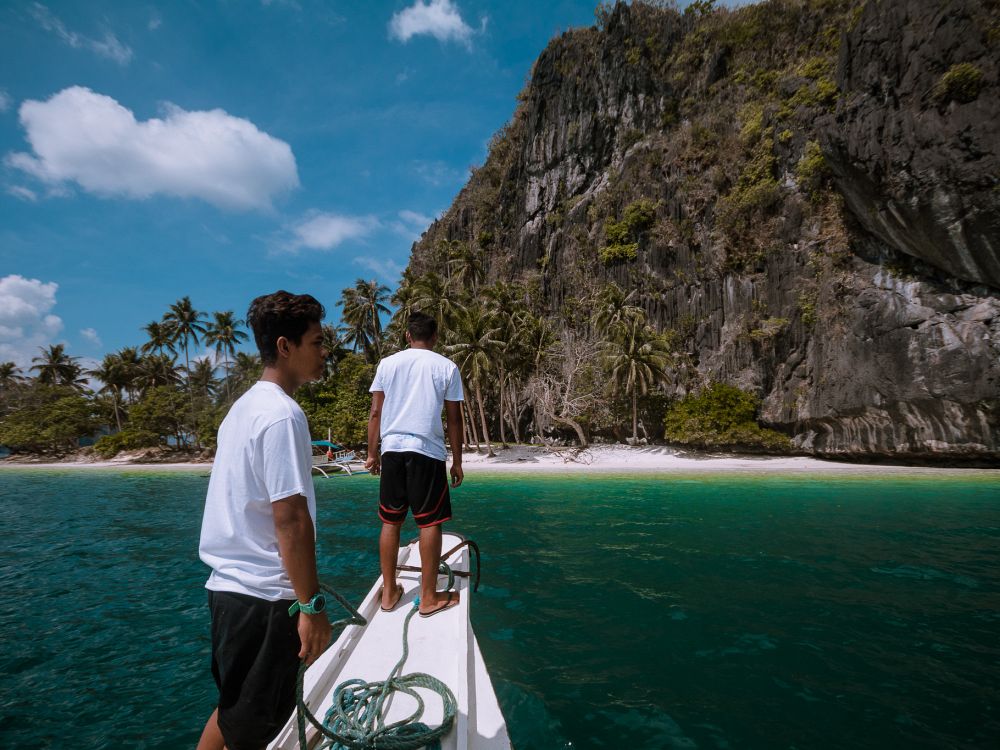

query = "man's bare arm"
[
  {"left": 445, "top": 400, "right": 464, "bottom": 487},
  {"left": 366, "top": 391, "right": 384, "bottom": 475},
  {"left": 273, "top": 495, "right": 331, "bottom": 665}
]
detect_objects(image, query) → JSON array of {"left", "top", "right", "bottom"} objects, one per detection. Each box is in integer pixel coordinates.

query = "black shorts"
[
  {"left": 208, "top": 590, "right": 301, "bottom": 750},
  {"left": 378, "top": 451, "right": 452, "bottom": 528}
]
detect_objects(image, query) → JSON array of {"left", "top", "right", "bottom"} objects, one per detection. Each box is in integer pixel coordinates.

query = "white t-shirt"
[
  {"left": 369, "top": 347, "right": 464, "bottom": 461},
  {"left": 199, "top": 381, "right": 316, "bottom": 601}
]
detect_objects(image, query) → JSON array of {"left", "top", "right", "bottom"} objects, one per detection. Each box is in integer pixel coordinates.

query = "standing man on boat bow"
[
  {"left": 366, "top": 311, "right": 464, "bottom": 618},
  {"left": 197, "top": 291, "right": 332, "bottom": 750}
]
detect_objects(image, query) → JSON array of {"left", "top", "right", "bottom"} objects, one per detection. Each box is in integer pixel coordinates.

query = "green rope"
[
  {"left": 438, "top": 562, "right": 455, "bottom": 591},
  {"left": 295, "top": 591, "right": 458, "bottom": 750}
]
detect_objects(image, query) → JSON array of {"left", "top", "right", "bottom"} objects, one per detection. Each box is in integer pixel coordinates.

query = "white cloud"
[
  {"left": 389, "top": 0, "right": 475, "bottom": 47},
  {"left": 148, "top": 14, "right": 162, "bottom": 31},
  {"left": 412, "top": 159, "right": 463, "bottom": 187},
  {"left": 6, "top": 185, "right": 38, "bottom": 202},
  {"left": 280, "top": 211, "right": 379, "bottom": 252},
  {"left": 390, "top": 209, "right": 434, "bottom": 239},
  {"left": 399, "top": 209, "right": 433, "bottom": 227},
  {"left": 6, "top": 86, "right": 299, "bottom": 211},
  {"left": 80, "top": 327, "right": 101, "bottom": 347},
  {"left": 355, "top": 256, "right": 404, "bottom": 282},
  {"left": 0, "top": 90, "right": 11, "bottom": 113},
  {"left": 0, "top": 274, "right": 63, "bottom": 369},
  {"left": 29, "top": 3, "right": 133, "bottom": 65}
]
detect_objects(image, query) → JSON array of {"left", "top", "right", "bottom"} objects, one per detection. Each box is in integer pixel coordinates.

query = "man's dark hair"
[
  {"left": 246, "top": 290, "right": 325, "bottom": 366},
  {"left": 407, "top": 311, "right": 437, "bottom": 342}
]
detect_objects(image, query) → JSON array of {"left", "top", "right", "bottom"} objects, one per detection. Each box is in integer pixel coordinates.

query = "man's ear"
[
  {"left": 404, "top": 331, "right": 412, "bottom": 345},
  {"left": 275, "top": 336, "right": 290, "bottom": 359}
]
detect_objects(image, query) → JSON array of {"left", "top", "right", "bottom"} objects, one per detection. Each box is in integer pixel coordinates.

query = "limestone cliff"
[{"left": 406, "top": 0, "right": 1000, "bottom": 460}]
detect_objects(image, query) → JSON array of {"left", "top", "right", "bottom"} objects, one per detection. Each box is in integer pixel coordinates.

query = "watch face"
[{"left": 313, "top": 594, "right": 326, "bottom": 613}]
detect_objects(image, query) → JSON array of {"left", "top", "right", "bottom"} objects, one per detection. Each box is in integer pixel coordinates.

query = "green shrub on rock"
[
  {"left": 932, "top": 63, "right": 984, "bottom": 105},
  {"left": 599, "top": 199, "right": 657, "bottom": 265},
  {"left": 663, "top": 382, "right": 792, "bottom": 452}
]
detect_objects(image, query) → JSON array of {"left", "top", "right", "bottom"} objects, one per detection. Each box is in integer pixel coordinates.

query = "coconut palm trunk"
[
  {"left": 497, "top": 368, "right": 510, "bottom": 447},
  {"left": 474, "top": 380, "right": 495, "bottom": 457},
  {"left": 632, "top": 389, "right": 639, "bottom": 443},
  {"left": 464, "top": 400, "right": 480, "bottom": 451}
]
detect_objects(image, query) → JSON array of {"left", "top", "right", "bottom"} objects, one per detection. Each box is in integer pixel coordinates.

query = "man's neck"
[
  {"left": 409, "top": 341, "right": 433, "bottom": 350},
  {"left": 260, "top": 367, "right": 298, "bottom": 397}
]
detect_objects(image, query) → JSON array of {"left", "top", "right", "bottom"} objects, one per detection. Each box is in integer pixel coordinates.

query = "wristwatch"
[{"left": 288, "top": 592, "right": 327, "bottom": 617}]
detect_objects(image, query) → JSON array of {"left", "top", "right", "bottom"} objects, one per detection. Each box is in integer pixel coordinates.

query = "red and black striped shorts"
[{"left": 378, "top": 451, "right": 452, "bottom": 528}]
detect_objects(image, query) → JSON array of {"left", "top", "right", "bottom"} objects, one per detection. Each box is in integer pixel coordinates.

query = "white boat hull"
[{"left": 268, "top": 531, "right": 511, "bottom": 749}]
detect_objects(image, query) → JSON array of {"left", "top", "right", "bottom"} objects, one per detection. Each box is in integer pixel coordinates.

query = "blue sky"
[{"left": 0, "top": 0, "right": 714, "bottom": 369}]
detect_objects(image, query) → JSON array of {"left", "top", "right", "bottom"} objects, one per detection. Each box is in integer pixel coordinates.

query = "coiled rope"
[{"left": 291, "top": 537, "right": 481, "bottom": 749}]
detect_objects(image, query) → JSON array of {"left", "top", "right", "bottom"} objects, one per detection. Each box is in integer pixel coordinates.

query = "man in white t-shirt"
[
  {"left": 366, "top": 311, "right": 465, "bottom": 618},
  {"left": 196, "top": 291, "right": 331, "bottom": 750}
]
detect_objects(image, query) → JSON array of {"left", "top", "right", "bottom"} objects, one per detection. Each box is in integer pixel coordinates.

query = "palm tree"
[
  {"left": 30, "top": 344, "right": 86, "bottom": 389},
  {"left": 0, "top": 362, "right": 25, "bottom": 390},
  {"left": 410, "top": 272, "right": 466, "bottom": 330},
  {"left": 89, "top": 353, "right": 130, "bottom": 431},
  {"left": 186, "top": 358, "right": 218, "bottom": 402},
  {"left": 163, "top": 296, "right": 207, "bottom": 446},
  {"left": 338, "top": 279, "right": 390, "bottom": 363},
  {"left": 114, "top": 347, "right": 143, "bottom": 404},
  {"left": 446, "top": 305, "right": 503, "bottom": 457},
  {"left": 591, "top": 282, "right": 643, "bottom": 336},
  {"left": 448, "top": 241, "right": 486, "bottom": 292},
  {"left": 136, "top": 354, "right": 182, "bottom": 395},
  {"left": 163, "top": 297, "right": 207, "bottom": 376},
  {"left": 603, "top": 316, "right": 672, "bottom": 442},
  {"left": 204, "top": 311, "right": 248, "bottom": 401},
  {"left": 229, "top": 352, "right": 262, "bottom": 397},
  {"left": 141, "top": 321, "right": 177, "bottom": 359},
  {"left": 481, "top": 282, "right": 529, "bottom": 445}
]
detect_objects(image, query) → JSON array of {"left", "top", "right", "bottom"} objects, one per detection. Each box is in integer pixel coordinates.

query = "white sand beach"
[{"left": 3, "top": 444, "right": 996, "bottom": 476}]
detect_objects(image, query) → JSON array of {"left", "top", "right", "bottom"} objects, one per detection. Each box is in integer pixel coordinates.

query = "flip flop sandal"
[
  {"left": 419, "top": 591, "right": 458, "bottom": 618},
  {"left": 379, "top": 583, "right": 404, "bottom": 612}
]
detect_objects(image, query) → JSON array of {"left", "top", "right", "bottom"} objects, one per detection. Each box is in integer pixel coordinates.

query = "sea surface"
[{"left": 0, "top": 469, "right": 998, "bottom": 749}]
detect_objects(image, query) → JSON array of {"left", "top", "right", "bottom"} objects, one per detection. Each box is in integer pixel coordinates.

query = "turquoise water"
[{"left": 1, "top": 469, "right": 998, "bottom": 749}]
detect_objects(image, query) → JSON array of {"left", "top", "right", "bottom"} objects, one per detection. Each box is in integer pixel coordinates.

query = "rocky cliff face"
[{"left": 408, "top": 0, "right": 999, "bottom": 460}]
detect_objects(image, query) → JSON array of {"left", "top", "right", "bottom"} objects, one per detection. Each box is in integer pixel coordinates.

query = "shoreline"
[{"left": 2, "top": 445, "right": 997, "bottom": 477}]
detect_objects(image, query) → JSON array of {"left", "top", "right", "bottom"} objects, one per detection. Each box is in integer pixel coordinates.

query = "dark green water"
[{"left": 1, "top": 470, "right": 998, "bottom": 749}]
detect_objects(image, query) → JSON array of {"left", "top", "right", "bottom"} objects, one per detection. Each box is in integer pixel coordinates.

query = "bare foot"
[{"left": 419, "top": 590, "right": 460, "bottom": 617}]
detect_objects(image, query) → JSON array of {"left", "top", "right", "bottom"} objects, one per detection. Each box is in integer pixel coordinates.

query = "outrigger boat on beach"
[
  {"left": 268, "top": 531, "right": 511, "bottom": 749},
  {"left": 311, "top": 439, "right": 368, "bottom": 478}
]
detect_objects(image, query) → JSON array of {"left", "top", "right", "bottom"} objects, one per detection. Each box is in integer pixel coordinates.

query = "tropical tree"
[
  {"left": 186, "top": 358, "right": 219, "bottom": 402},
  {"left": 603, "top": 316, "right": 672, "bottom": 442},
  {"left": 30, "top": 344, "right": 86, "bottom": 389},
  {"left": 163, "top": 296, "right": 207, "bottom": 446},
  {"left": 0, "top": 361, "right": 24, "bottom": 387},
  {"left": 228, "top": 352, "right": 263, "bottom": 397},
  {"left": 0, "top": 386, "right": 99, "bottom": 454},
  {"left": 446, "top": 305, "right": 502, "bottom": 457},
  {"left": 141, "top": 321, "right": 177, "bottom": 359},
  {"left": 591, "top": 281, "right": 644, "bottom": 336},
  {"left": 135, "top": 354, "right": 181, "bottom": 396},
  {"left": 163, "top": 297, "right": 207, "bottom": 376},
  {"left": 410, "top": 272, "right": 466, "bottom": 330},
  {"left": 114, "top": 347, "right": 143, "bottom": 404},
  {"left": 88, "top": 353, "right": 130, "bottom": 431},
  {"left": 338, "top": 279, "right": 391, "bottom": 363},
  {"left": 204, "top": 311, "right": 248, "bottom": 401},
  {"left": 448, "top": 241, "right": 486, "bottom": 292}
]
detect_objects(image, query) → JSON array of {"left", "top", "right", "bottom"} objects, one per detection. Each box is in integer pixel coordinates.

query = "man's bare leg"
[
  {"left": 379, "top": 522, "right": 404, "bottom": 609},
  {"left": 196, "top": 708, "right": 225, "bottom": 750},
  {"left": 417, "top": 524, "right": 459, "bottom": 614}
]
